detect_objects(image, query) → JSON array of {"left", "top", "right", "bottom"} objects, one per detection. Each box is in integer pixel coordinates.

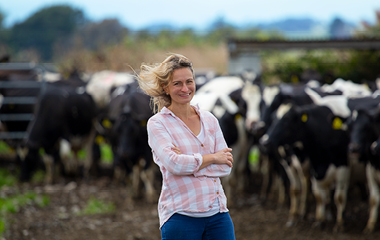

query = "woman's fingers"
[{"left": 171, "top": 145, "right": 181, "bottom": 155}]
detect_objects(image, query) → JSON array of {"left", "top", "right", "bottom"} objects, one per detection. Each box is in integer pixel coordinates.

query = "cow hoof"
[
  {"left": 311, "top": 221, "right": 324, "bottom": 229},
  {"left": 363, "top": 225, "right": 374, "bottom": 234},
  {"left": 333, "top": 223, "right": 345, "bottom": 233},
  {"left": 286, "top": 220, "right": 296, "bottom": 228}
]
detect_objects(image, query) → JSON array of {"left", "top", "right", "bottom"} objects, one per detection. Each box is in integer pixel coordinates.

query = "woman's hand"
[
  {"left": 213, "top": 148, "right": 233, "bottom": 167},
  {"left": 171, "top": 144, "right": 181, "bottom": 155}
]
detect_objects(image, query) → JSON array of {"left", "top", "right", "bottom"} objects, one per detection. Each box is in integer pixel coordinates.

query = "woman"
[{"left": 138, "top": 53, "right": 235, "bottom": 240}]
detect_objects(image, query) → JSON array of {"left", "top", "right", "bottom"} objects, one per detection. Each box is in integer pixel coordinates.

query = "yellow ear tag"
[
  {"left": 95, "top": 135, "right": 104, "bottom": 144},
  {"left": 291, "top": 75, "right": 299, "bottom": 83},
  {"left": 235, "top": 114, "right": 242, "bottom": 120},
  {"left": 301, "top": 113, "right": 308, "bottom": 122},
  {"left": 332, "top": 117, "right": 343, "bottom": 130},
  {"left": 102, "top": 119, "right": 112, "bottom": 129}
]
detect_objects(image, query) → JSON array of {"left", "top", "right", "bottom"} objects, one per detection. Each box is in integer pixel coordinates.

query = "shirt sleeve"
[
  {"left": 147, "top": 117, "right": 203, "bottom": 175},
  {"left": 194, "top": 113, "right": 232, "bottom": 178}
]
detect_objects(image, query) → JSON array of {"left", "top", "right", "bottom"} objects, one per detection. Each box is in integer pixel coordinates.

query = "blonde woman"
[{"left": 138, "top": 54, "right": 235, "bottom": 240}]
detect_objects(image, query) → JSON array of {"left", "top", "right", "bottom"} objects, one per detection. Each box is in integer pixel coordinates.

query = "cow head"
[{"left": 347, "top": 110, "right": 378, "bottom": 161}]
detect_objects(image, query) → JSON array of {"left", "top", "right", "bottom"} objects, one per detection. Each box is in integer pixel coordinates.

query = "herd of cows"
[{"left": 2, "top": 60, "right": 380, "bottom": 234}]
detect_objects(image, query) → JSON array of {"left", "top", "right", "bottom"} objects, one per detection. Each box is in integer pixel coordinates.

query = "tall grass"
[{"left": 57, "top": 43, "right": 228, "bottom": 75}]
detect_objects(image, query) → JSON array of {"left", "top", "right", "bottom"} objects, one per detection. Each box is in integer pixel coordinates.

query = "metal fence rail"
[{"left": 0, "top": 63, "right": 46, "bottom": 140}]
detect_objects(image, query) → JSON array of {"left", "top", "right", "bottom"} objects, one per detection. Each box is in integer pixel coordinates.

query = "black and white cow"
[
  {"left": 191, "top": 76, "right": 253, "bottom": 206},
  {"left": 260, "top": 89, "right": 380, "bottom": 231},
  {"left": 241, "top": 78, "right": 372, "bottom": 224},
  {"left": 107, "top": 81, "right": 157, "bottom": 202},
  {"left": 260, "top": 103, "right": 351, "bottom": 231},
  {"left": 348, "top": 107, "right": 380, "bottom": 233},
  {"left": 20, "top": 82, "right": 98, "bottom": 183}
]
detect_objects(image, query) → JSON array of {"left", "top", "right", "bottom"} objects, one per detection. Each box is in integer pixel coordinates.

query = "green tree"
[
  {"left": 10, "top": 5, "right": 86, "bottom": 61},
  {"left": 74, "top": 18, "right": 128, "bottom": 50}
]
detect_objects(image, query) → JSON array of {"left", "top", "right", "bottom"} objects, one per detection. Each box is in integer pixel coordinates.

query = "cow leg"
[
  {"left": 235, "top": 116, "right": 250, "bottom": 194},
  {"left": 42, "top": 154, "right": 55, "bottom": 184},
  {"left": 333, "top": 166, "right": 350, "bottom": 232},
  {"left": 59, "top": 139, "right": 76, "bottom": 175},
  {"left": 271, "top": 172, "right": 287, "bottom": 207},
  {"left": 298, "top": 159, "right": 310, "bottom": 220},
  {"left": 311, "top": 165, "right": 336, "bottom": 229},
  {"left": 82, "top": 128, "right": 96, "bottom": 179},
  {"left": 140, "top": 165, "right": 157, "bottom": 203},
  {"left": 260, "top": 153, "right": 272, "bottom": 202},
  {"left": 132, "top": 159, "right": 143, "bottom": 199},
  {"left": 364, "top": 163, "right": 380, "bottom": 234},
  {"left": 280, "top": 158, "right": 300, "bottom": 227}
]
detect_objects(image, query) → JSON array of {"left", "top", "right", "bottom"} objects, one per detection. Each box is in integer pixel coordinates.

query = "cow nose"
[
  {"left": 252, "top": 121, "right": 266, "bottom": 138},
  {"left": 348, "top": 142, "right": 360, "bottom": 153},
  {"left": 259, "top": 134, "right": 268, "bottom": 144},
  {"left": 371, "top": 141, "right": 379, "bottom": 155}
]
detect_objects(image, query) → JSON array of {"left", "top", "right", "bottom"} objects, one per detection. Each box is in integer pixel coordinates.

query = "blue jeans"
[{"left": 161, "top": 212, "right": 235, "bottom": 240}]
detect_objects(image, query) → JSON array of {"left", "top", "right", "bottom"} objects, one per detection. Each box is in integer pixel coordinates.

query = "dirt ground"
[{"left": 3, "top": 170, "right": 380, "bottom": 240}]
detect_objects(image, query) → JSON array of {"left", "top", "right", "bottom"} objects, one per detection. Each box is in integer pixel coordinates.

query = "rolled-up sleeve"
[
  {"left": 147, "top": 118, "right": 203, "bottom": 175},
  {"left": 194, "top": 115, "right": 232, "bottom": 178}
]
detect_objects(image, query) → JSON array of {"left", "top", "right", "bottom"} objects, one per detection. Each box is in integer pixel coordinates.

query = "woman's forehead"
[{"left": 171, "top": 68, "right": 194, "bottom": 81}]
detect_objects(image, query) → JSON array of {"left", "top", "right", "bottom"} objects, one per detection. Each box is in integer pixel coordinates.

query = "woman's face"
[{"left": 165, "top": 67, "right": 195, "bottom": 105}]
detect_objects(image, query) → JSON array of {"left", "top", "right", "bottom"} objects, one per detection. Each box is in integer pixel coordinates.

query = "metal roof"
[{"left": 228, "top": 38, "right": 380, "bottom": 54}]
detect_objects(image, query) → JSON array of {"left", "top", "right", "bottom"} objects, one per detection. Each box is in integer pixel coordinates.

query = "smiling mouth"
[{"left": 179, "top": 93, "right": 191, "bottom": 97}]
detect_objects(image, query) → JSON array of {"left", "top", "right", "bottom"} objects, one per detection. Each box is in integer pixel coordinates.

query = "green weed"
[{"left": 79, "top": 196, "right": 115, "bottom": 215}]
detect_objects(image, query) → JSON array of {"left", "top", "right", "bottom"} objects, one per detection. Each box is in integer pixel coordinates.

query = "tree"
[
  {"left": 0, "top": 8, "right": 11, "bottom": 57},
  {"left": 73, "top": 18, "right": 128, "bottom": 50},
  {"left": 10, "top": 5, "right": 86, "bottom": 61}
]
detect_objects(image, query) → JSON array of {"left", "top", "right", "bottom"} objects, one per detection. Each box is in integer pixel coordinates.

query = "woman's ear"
[{"left": 162, "top": 83, "right": 168, "bottom": 95}]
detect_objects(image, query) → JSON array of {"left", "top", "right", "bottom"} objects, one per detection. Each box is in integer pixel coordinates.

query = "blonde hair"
[{"left": 137, "top": 53, "right": 194, "bottom": 113}]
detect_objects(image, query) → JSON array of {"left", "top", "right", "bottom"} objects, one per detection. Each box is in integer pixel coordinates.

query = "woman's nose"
[{"left": 181, "top": 84, "right": 189, "bottom": 91}]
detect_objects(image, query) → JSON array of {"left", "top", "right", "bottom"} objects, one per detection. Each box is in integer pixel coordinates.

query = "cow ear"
[
  {"left": 369, "top": 108, "right": 380, "bottom": 122},
  {"left": 332, "top": 117, "right": 343, "bottom": 130},
  {"left": 301, "top": 113, "right": 308, "bottom": 122}
]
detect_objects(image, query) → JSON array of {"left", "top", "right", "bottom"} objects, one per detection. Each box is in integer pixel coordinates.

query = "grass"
[
  {"left": 0, "top": 191, "right": 50, "bottom": 237},
  {"left": 79, "top": 196, "right": 115, "bottom": 215},
  {"left": 0, "top": 141, "right": 12, "bottom": 154},
  {"left": 0, "top": 168, "right": 18, "bottom": 188}
]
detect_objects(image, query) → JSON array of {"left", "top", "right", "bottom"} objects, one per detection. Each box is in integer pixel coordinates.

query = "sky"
[{"left": 1, "top": 0, "right": 380, "bottom": 30}]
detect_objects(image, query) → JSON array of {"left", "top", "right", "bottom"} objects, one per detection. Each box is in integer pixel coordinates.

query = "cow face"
[
  {"left": 242, "top": 81, "right": 262, "bottom": 131},
  {"left": 348, "top": 110, "right": 378, "bottom": 161},
  {"left": 260, "top": 104, "right": 302, "bottom": 151}
]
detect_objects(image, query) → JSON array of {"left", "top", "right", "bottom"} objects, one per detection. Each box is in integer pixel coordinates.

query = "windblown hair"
[{"left": 137, "top": 53, "right": 194, "bottom": 113}]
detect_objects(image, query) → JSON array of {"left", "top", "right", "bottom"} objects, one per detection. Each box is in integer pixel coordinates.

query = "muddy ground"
[{"left": 2, "top": 168, "right": 380, "bottom": 240}]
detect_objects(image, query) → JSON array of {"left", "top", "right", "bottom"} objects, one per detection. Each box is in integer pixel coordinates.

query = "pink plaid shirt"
[{"left": 147, "top": 105, "right": 231, "bottom": 229}]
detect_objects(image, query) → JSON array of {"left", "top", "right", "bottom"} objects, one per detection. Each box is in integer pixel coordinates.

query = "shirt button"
[
  {"left": 201, "top": 144, "right": 204, "bottom": 147},
  {"left": 214, "top": 179, "right": 216, "bottom": 182},
  {"left": 217, "top": 191, "right": 219, "bottom": 194}
]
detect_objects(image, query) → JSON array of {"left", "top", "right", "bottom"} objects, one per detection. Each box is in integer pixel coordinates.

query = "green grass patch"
[
  {"left": 0, "top": 191, "right": 50, "bottom": 236},
  {"left": 0, "top": 192, "right": 49, "bottom": 214},
  {"left": 79, "top": 196, "right": 115, "bottom": 215},
  {"left": 0, "top": 141, "right": 11, "bottom": 154},
  {"left": 31, "top": 170, "right": 46, "bottom": 184},
  {"left": 0, "top": 168, "right": 18, "bottom": 188}
]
